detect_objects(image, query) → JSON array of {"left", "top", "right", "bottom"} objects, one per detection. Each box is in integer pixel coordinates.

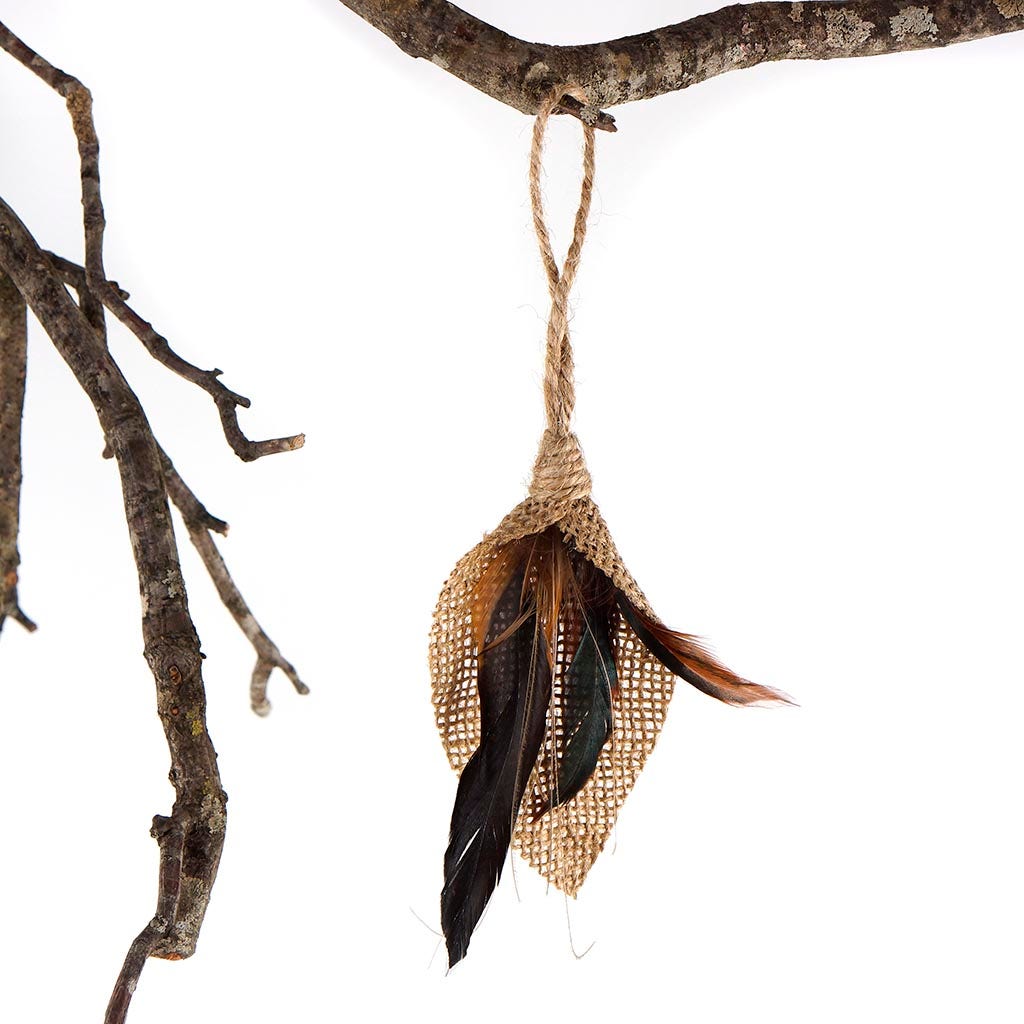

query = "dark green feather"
[{"left": 537, "top": 612, "right": 615, "bottom": 816}]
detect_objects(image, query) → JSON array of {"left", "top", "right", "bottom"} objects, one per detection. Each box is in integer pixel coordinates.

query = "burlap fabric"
[{"left": 430, "top": 439, "right": 678, "bottom": 896}]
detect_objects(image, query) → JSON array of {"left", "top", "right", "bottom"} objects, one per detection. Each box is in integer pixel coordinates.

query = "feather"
[
  {"left": 532, "top": 528, "right": 570, "bottom": 669},
  {"left": 441, "top": 563, "right": 552, "bottom": 968},
  {"left": 616, "top": 593, "right": 790, "bottom": 707},
  {"left": 536, "top": 610, "right": 615, "bottom": 816},
  {"left": 470, "top": 539, "right": 529, "bottom": 659}
]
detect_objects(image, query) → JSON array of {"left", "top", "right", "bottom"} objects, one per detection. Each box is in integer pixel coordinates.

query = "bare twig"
[
  {"left": 48, "top": 253, "right": 305, "bottom": 462},
  {"left": 0, "top": 270, "right": 35, "bottom": 634},
  {"left": 0, "top": 22, "right": 106, "bottom": 281},
  {"left": 0, "top": 194, "right": 228, "bottom": 1023},
  {"left": 162, "top": 451, "right": 309, "bottom": 715},
  {"left": 46, "top": 254, "right": 129, "bottom": 301},
  {"left": 338, "top": 0, "right": 1023, "bottom": 120}
]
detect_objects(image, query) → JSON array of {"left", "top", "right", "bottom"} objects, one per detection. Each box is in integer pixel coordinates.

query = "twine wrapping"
[{"left": 430, "top": 89, "right": 678, "bottom": 896}]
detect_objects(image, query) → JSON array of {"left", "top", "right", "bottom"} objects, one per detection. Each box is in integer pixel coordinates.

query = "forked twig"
[{"left": 162, "top": 451, "right": 309, "bottom": 715}]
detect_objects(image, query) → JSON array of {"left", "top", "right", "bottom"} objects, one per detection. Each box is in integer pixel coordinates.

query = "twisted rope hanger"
[{"left": 527, "top": 87, "right": 596, "bottom": 509}]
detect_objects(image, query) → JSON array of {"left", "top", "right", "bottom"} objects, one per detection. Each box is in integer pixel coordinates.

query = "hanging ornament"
[{"left": 430, "top": 87, "right": 791, "bottom": 968}]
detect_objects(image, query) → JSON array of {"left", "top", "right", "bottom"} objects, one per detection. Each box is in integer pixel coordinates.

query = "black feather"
[{"left": 441, "top": 567, "right": 552, "bottom": 968}]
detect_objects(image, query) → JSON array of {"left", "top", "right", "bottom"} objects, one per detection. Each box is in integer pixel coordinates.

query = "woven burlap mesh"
[{"left": 429, "top": 491, "right": 677, "bottom": 896}]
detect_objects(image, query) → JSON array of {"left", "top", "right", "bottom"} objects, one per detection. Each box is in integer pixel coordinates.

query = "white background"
[{"left": 1, "top": 2, "right": 1022, "bottom": 1021}]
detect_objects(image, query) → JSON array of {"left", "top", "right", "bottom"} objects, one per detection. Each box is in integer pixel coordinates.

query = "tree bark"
[
  {"left": 0, "top": 270, "right": 35, "bottom": 633},
  {"left": 338, "top": 0, "right": 1024, "bottom": 125}
]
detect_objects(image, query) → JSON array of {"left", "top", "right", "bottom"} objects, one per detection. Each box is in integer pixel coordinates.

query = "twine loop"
[{"left": 527, "top": 86, "right": 596, "bottom": 504}]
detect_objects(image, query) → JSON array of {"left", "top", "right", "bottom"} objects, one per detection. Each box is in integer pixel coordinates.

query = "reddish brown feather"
[
  {"left": 473, "top": 528, "right": 574, "bottom": 669},
  {"left": 621, "top": 600, "right": 791, "bottom": 707},
  {"left": 470, "top": 539, "right": 530, "bottom": 654},
  {"left": 532, "top": 528, "right": 569, "bottom": 670}
]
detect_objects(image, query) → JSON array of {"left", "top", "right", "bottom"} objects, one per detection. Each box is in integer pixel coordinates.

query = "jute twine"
[
  {"left": 528, "top": 86, "right": 594, "bottom": 507},
  {"left": 430, "top": 88, "right": 678, "bottom": 895}
]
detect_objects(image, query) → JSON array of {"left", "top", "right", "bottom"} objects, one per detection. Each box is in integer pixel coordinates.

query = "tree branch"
[
  {"left": 0, "top": 270, "right": 35, "bottom": 634},
  {"left": 1, "top": 19, "right": 311, "bottom": 1014},
  {"left": 47, "top": 254, "right": 305, "bottom": 463},
  {"left": 337, "top": 0, "right": 1023, "bottom": 123},
  {"left": 0, "top": 195, "right": 226, "bottom": 1023},
  {"left": 161, "top": 451, "right": 309, "bottom": 715}
]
